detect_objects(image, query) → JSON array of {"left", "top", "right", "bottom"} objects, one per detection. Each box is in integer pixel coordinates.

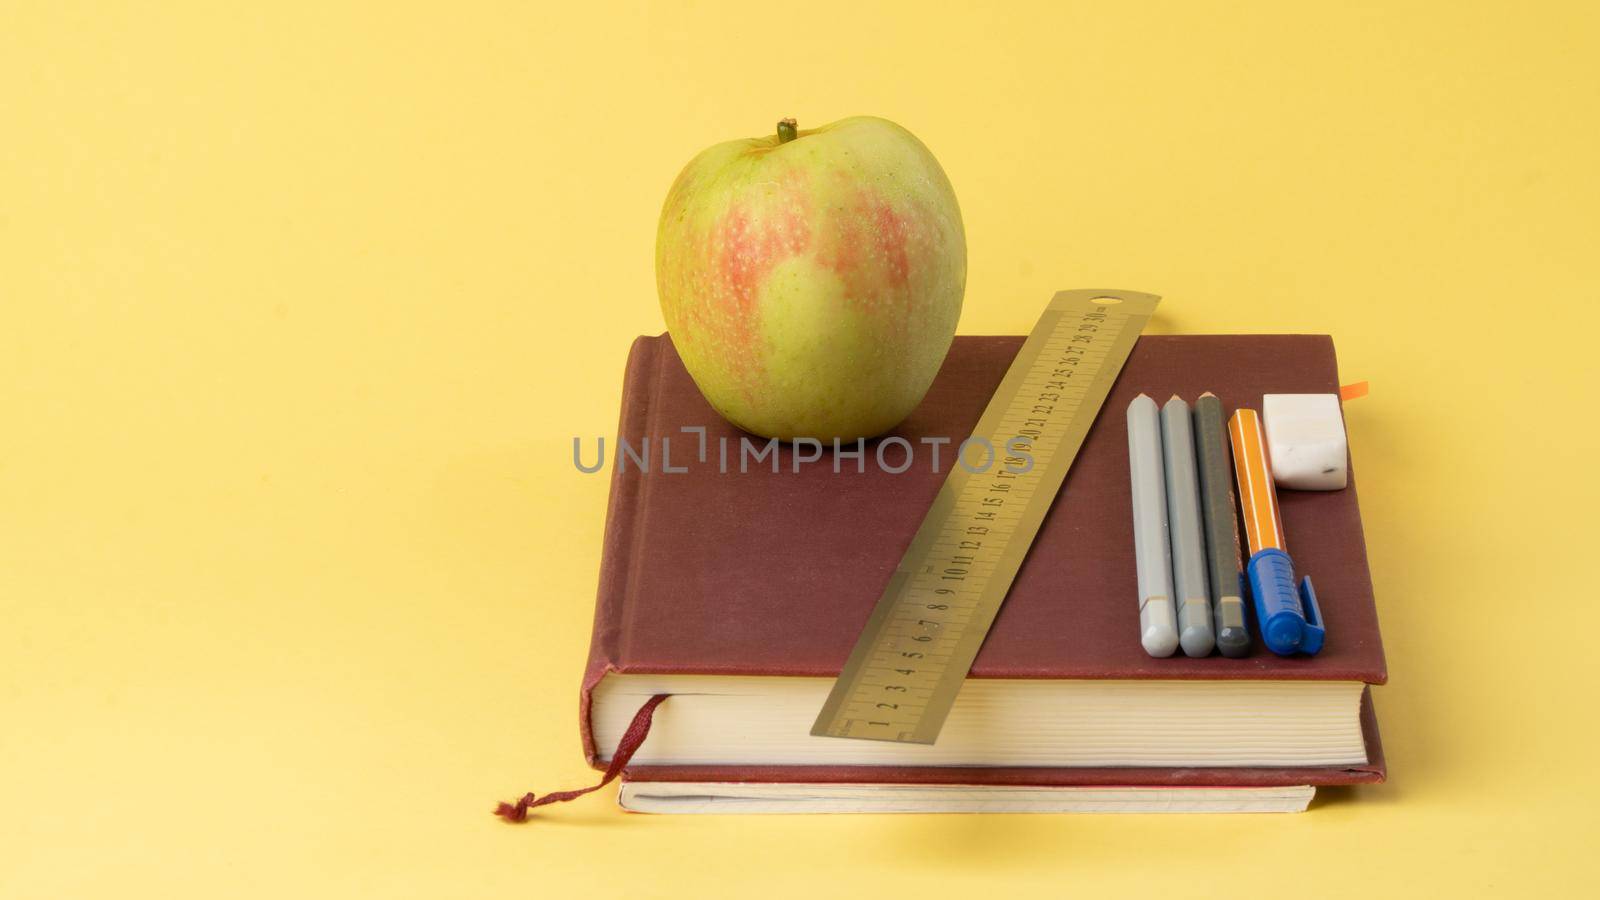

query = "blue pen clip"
[
  {"left": 1246, "top": 548, "right": 1325, "bottom": 656},
  {"left": 1297, "top": 575, "right": 1325, "bottom": 655}
]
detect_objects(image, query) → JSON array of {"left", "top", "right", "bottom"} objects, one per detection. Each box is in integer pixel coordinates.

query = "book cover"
[{"left": 579, "top": 333, "right": 1387, "bottom": 780}]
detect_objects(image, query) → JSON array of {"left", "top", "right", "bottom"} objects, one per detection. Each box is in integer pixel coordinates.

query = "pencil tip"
[
  {"left": 1168, "top": 394, "right": 1183, "bottom": 403},
  {"left": 1200, "top": 391, "right": 1217, "bottom": 398}
]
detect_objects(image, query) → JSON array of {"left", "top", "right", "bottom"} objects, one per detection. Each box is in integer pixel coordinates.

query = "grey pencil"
[
  {"left": 1194, "top": 392, "right": 1250, "bottom": 657},
  {"left": 1161, "top": 395, "right": 1216, "bottom": 657}
]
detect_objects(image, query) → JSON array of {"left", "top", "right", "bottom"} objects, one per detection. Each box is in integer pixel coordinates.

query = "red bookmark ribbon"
[{"left": 494, "top": 694, "right": 668, "bottom": 823}]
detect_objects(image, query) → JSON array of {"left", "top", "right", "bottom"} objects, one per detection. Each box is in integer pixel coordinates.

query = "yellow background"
[{"left": 3, "top": 1, "right": 1596, "bottom": 896}]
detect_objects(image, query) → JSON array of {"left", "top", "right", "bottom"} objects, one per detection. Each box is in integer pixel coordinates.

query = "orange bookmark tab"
[{"left": 1339, "top": 381, "right": 1369, "bottom": 401}]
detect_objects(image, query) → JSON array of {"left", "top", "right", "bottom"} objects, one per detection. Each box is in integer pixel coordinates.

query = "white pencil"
[{"left": 1127, "top": 394, "right": 1179, "bottom": 657}]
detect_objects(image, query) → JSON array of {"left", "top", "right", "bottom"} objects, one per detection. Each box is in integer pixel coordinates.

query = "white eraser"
[{"left": 1263, "top": 394, "right": 1348, "bottom": 490}]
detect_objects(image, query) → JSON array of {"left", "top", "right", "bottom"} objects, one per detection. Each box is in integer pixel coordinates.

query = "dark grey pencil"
[{"left": 1194, "top": 393, "right": 1251, "bottom": 657}]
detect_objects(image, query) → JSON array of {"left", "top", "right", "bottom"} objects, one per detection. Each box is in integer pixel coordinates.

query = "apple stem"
[{"left": 776, "top": 118, "right": 798, "bottom": 144}]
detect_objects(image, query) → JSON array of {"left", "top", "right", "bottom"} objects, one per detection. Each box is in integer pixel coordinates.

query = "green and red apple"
[{"left": 656, "top": 116, "right": 965, "bottom": 441}]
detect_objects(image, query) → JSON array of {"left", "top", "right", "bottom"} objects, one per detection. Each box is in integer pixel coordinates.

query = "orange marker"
[
  {"left": 1229, "top": 409, "right": 1285, "bottom": 555},
  {"left": 1229, "top": 408, "right": 1324, "bottom": 655}
]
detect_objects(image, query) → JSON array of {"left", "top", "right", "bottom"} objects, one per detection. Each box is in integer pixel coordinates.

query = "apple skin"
[{"left": 656, "top": 116, "right": 965, "bottom": 441}]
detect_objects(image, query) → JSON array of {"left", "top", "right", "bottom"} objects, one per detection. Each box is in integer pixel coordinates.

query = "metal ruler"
[{"left": 811, "top": 288, "right": 1161, "bottom": 744}]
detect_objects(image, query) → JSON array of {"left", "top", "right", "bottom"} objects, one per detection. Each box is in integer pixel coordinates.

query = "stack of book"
[{"left": 576, "top": 333, "right": 1386, "bottom": 814}]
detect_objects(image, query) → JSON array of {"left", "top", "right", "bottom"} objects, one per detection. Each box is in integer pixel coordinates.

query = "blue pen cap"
[{"left": 1246, "top": 548, "right": 1325, "bottom": 656}]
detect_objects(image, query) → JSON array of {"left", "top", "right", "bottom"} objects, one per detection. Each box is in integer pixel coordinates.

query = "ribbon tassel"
[{"left": 494, "top": 694, "right": 668, "bottom": 823}]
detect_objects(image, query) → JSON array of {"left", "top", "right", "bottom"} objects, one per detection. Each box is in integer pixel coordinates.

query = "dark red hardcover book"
[{"left": 579, "top": 333, "right": 1387, "bottom": 787}]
